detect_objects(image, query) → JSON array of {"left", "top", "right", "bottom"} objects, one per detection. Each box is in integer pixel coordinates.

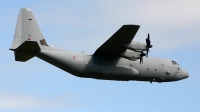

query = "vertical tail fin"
[
  {"left": 10, "top": 8, "right": 48, "bottom": 61},
  {"left": 11, "top": 8, "right": 46, "bottom": 49}
]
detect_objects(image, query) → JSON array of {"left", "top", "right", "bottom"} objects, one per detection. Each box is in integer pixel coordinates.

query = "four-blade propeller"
[
  {"left": 139, "top": 33, "right": 153, "bottom": 64},
  {"left": 146, "top": 33, "right": 153, "bottom": 57}
]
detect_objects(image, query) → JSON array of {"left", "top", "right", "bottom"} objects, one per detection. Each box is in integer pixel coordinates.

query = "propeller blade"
[
  {"left": 140, "top": 51, "right": 146, "bottom": 64},
  {"left": 146, "top": 33, "right": 150, "bottom": 46},
  {"left": 140, "top": 56, "right": 143, "bottom": 64},
  {"left": 146, "top": 33, "right": 152, "bottom": 57},
  {"left": 146, "top": 47, "right": 149, "bottom": 57}
]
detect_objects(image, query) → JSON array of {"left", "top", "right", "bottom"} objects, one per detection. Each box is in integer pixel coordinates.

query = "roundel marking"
[{"left": 73, "top": 56, "right": 76, "bottom": 60}]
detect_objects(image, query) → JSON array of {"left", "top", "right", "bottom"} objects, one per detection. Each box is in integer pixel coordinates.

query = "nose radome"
[
  {"left": 182, "top": 70, "right": 189, "bottom": 79},
  {"left": 174, "top": 70, "right": 189, "bottom": 81}
]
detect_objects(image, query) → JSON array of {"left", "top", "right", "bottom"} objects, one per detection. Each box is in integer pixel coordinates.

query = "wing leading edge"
[{"left": 94, "top": 25, "right": 140, "bottom": 57}]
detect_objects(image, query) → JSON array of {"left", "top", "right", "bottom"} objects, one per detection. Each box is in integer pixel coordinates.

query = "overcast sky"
[{"left": 1, "top": 0, "right": 200, "bottom": 112}]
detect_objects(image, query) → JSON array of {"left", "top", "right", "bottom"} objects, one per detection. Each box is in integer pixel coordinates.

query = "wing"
[{"left": 94, "top": 25, "right": 140, "bottom": 57}]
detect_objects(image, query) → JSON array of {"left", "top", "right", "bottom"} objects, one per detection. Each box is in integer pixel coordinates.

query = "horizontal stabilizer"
[
  {"left": 10, "top": 41, "right": 41, "bottom": 62},
  {"left": 10, "top": 41, "right": 40, "bottom": 52}
]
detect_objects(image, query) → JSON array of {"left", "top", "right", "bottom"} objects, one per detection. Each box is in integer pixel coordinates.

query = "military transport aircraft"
[{"left": 10, "top": 8, "right": 189, "bottom": 83}]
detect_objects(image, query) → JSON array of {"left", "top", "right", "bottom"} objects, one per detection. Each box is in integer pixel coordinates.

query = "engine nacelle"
[
  {"left": 117, "top": 50, "right": 141, "bottom": 60},
  {"left": 122, "top": 41, "right": 146, "bottom": 52}
]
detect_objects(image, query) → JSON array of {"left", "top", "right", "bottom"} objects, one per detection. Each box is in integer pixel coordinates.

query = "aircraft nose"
[
  {"left": 174, "top": 70, "right": 189, "bottom": 81},
  {"left": 182, "top": 70, "right": 189, "bottom": 79}
]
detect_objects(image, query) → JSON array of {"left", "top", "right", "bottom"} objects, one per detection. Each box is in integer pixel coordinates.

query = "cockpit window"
[{"left": 172, "top": 60, "right": 179, "bottom": 65}]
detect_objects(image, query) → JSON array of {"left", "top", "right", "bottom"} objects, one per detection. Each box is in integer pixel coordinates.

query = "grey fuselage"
[
  {"left": 11, "top": 8, "right": 189, "bottom": 83},
  {"left": 36, "top": 46, "right": 189, "bottom": 83}
]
